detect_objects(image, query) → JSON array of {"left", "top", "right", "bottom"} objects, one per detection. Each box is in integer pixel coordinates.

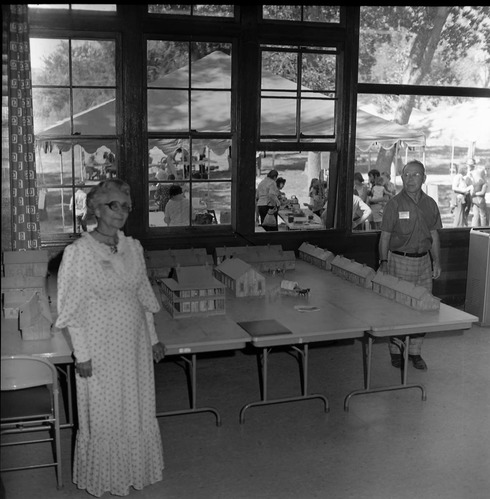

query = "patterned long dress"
[{"left": 56, "top": 231, "right": 164, "bottom": 497}]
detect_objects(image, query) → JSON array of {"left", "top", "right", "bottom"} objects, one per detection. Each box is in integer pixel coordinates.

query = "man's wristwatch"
[{"left": 379, "top": 259, "right": 388, "bottom": 264}]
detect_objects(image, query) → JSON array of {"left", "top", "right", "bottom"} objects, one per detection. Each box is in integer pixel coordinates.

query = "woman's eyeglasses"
[{"left": 104, "top": 201, "right": 132, "bottom": 213}]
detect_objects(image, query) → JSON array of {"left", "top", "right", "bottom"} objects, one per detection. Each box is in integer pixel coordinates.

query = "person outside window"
[
  {"left": 366, "top": 169, "right": 380, "bottom": 195},
  {"left": 255, "top": 169, "right": 280, "bottom": 231},
  {"left": 304, "top": 178, "right": 325, "bottom": 216},
  {"left": 368, "top": 175, "right": 389, "bottom": 230},
  {"left": 354, "top": 172, "right": 369, "bottom": 203},
  {"left": 276, "top": 176, "right": 288, "bottom": 206},
  {"left": 378, "top": 160, "right": 442, "bottom": 371},
  {"left": 451, "top": 163, "right": 472, "bottom": 227},
  {"left": 154, "top": 174, "right": 176, "bottom": 212},
  {"left": 55, "top": 179, "right": 166, "bottom": 497},
  {"left": 381, "top": 171, "right": 397, "bottom": 198},
  {"left": 170, "top": 147, "right": 190, "bottom": 178},
  {"left": 468, "top": 166, "right": 488, "bottom": 227},
  {"left": 164, "top": 184, "right": 192, "bottom": 226},
  {"left": 352, "top": 194, "right": 372, "bottom": 230},
  {"left": 70, "top": 185, "right": 88, "bottom": 232}
]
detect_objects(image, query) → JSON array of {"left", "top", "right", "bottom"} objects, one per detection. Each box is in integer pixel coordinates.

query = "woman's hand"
[
  {"left": 152, "top": 342, "right": 166, "bottom": 363},
  {"left": 75, "top": 359, "right": 93, "bottom": 378}
]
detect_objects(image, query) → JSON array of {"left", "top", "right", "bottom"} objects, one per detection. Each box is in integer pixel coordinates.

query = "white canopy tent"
[{"left": 37, "top": 51, "right": 425, "bottom": 158}]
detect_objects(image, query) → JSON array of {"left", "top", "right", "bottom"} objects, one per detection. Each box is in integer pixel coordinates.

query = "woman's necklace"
[{"left": 94, "top": 228, "right": 118, "bottom": 254}]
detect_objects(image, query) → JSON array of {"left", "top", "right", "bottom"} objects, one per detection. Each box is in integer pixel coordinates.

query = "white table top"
[
  {"left": 2, "top": 261, "right": 477, "bottom": 360},
  {"left": 292, "top": 261, "right": 478, "bottom": 337},
  {"left": 278, "top": 208, "right": 324, "bottom": 231},
  {"left": 1, "top": 316, "right": 73, "bottom": 364},
  {"left": 153, "top": 307, "right": 250, "bottom": 355}
]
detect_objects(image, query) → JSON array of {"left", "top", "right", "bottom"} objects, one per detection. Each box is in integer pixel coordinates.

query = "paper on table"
[{"left": 294, "top": 305, "right": 320, "bottom": 312}]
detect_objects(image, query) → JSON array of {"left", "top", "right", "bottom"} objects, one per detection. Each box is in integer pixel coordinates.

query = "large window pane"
[
  {"left": 355, "top": 94, "right": 490, "bottom": 229},
  {"left": 72, "top": 40, "right": 116, "bottom": 86},
  {"left": 31, "top": 36, "right": 118, "bottom": 238},
  {"left": 255, "top": 151, "right": 330, "bottom": 232},
  {"left": 147, "top": 40, "right": 233, "bottom": 229},
  {"left": 260, "top": 46, "right": 337, "bottom": 142},
  {"left": 148, "top": 5, "right": 234, "bottom": 17},
  {"left": 359, "top": 6, "right": 490, "bottom": 88},
  {"left": 263, "top": 5, "right": 340, "bottom": 23}
]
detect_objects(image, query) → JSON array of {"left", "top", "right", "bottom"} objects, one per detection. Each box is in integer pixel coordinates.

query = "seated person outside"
[
  {"left": 276, "top": 177, "right": 288, "bottom": 206},
  {"left": 304, "top": 178, "right": 325, "bottom": 216},
  {"left": 154, "top": 174, "right": 176, "bottom": 212},
  {"left": 164, "top": 184, "right": 192, "bottom": 226}
]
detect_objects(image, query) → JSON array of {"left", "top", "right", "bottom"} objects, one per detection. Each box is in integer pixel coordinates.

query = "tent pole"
[{"left": 59, "top": 148, "right": 65, "bottom": 231}]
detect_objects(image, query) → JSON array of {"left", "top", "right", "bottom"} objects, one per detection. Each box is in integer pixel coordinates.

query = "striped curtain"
[{"left": 7, "top": 4, "right": 40, "bottom": 250}]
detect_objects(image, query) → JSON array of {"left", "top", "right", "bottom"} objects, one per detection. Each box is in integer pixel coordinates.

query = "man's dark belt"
[{"left": 391, "top": 250, "right": 428, "bottom": 258}]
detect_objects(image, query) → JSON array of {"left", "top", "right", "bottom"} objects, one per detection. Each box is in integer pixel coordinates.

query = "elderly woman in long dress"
[{"left": 56, "top": 179, "right": 166, "bottom": 497}]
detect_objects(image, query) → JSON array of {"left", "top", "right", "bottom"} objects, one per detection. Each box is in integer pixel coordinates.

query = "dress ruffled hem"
[{"left": 73, "top": 424, "right": 164, "bottom": 497}]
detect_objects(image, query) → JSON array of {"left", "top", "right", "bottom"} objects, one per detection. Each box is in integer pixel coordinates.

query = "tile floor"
[{"left": 1, "top": 324, "right": 489, "bottom": 499}]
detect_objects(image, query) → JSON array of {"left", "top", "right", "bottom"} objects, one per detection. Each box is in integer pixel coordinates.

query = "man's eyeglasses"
[
  {"left": 402, "top": 172, "right": 423, "bottom": 179},
  {"left": 104, "top": 201, "right": 132, "bottom": 213}
]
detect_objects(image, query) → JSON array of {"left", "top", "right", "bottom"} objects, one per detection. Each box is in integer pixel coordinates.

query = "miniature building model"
[
  {"left": 18, "top": 292, "right": 53, "bottom": 340},
  {"left": 214, "top": 245, "right": 283, "bottom": 265},
  {"left": 371, "top": 272, "right": 441, "bottom": 311},
  {"left": 2, "top": 250, "right": 49, "bottom": 277},
  {"left": 158, "top": 265, "right": 226, "bottom": 319},
  {"left": 1, "top": 275, "right": 48, "bottom": 319},
  {"left": 145, "top": 248, "right": 213, "bottom": 281},
  {"left": 298, "top": 242, "right": 335, "bottom": 270},
  {"left": 214, "top": 257, "right": 266, "bottom": 297},
  {"left": 214, "top": 245, "right": 295, "bottom": 273},
  {"left": 331, "top": 255, "right": 375, "bottom": 288},
  {"left": 2, "top": 250, "right": 49, "bottom": 320}
]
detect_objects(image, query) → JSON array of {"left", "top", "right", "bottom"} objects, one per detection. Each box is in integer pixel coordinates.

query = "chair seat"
[{"left": 1, "top": 386, "right": 52, "bottom": 422}]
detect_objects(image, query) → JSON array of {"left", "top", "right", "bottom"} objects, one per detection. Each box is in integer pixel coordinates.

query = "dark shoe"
[
  {"left": 409, "top": 355, "right": 427, "bottom": 371},
  {"left": 390, "top": 353, "right": 403, "bottom": 369}
]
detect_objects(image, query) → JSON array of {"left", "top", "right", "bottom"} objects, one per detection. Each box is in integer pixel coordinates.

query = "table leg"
[
  {"left": 239, "top": 344, "right": 328, "bottom": 424},
  {"left": 344, "top": 334, "right": 427, "bottom": 411},
  {"left": 156, "top": 354, "right": 221, "bottom": 426},
  {"left": 55, "top": 363, "right": 74, "bottom": 430}
]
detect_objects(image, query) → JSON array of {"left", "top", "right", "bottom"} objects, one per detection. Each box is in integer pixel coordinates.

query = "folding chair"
[{"left": 1, "top": 355, "right": 63, "bottom": 489}]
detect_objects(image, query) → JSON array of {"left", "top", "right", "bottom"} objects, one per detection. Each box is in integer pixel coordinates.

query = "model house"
[
  {"left": 214, "top": 245, "right": 283, "bottom": 265},
  {"left": 331, "top": 255, "right": 375, "bottom": 288},
  {"left": 372, "top": 272, "right": 441, "bottom": 310},
  {"left": 158, "top": 264, "right": 226, "bottom": 318},
  {"left": 214, "top": 245, "right": 295, "bottom": 273},
  {"left": 146, "top": 248, "right": 214, "bottom": 281},
  {"left": 214, "top": 257, "right": 266, "bottom": 297},
  {"left": 18, "top": 291, "right": 53, "bottom": 340},
  {"left": 298, "top": 242, "right": 335, "bottom": 270},
  {"left": 2, "top": 250, "right": 49, "bottom": 278},
  {"left": 1, "top": 275, "right": 48, "bottom": 319}
]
